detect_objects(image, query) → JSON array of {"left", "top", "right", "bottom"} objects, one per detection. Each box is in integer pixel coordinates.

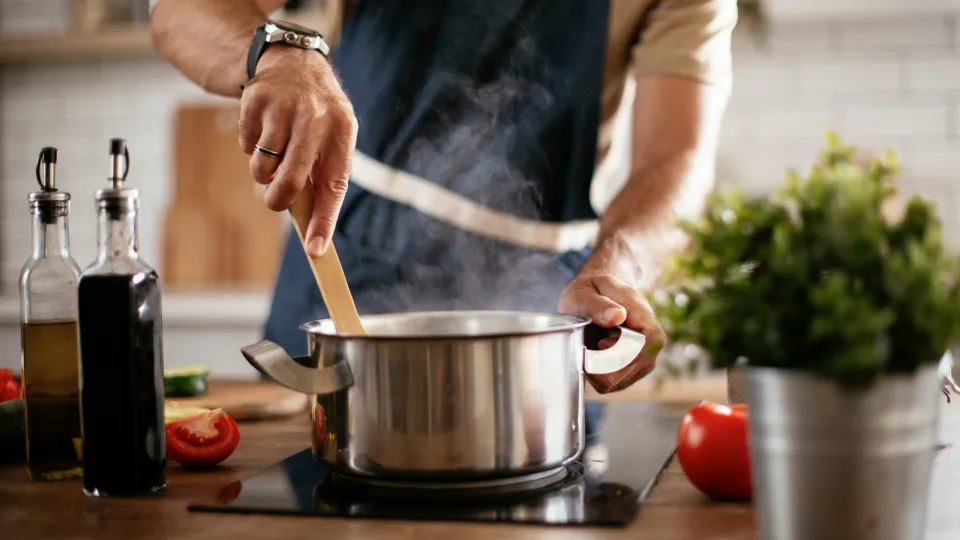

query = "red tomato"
[
  {"left": 0, "top": 369, "right": 20, "bottom": 402},
  {"left": 676, "top": 402, "right": 753, "bottom": 501},
  {"left": 165, "top": 408, "right": 240, "bottom": 467}
]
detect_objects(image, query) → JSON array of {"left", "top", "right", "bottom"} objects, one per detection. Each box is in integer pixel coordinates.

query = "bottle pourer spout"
[
  {"left": 109, "top": 138, "right": 130, "bottom": 189},
  {"left": 35, "top": 147, "right": 58, "bottom": 192}
]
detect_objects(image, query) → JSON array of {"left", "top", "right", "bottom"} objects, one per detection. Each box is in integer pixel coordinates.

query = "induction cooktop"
[{"left": 188, "top": 401, "right": 686, "bottom": 527}]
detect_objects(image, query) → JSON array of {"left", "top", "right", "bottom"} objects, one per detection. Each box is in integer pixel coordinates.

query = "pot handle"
[
  {"left": 240, "top": 340, "right": 354, "bottom": 395},
  {"left": 582, "top": 324, "right": 665, "bottom": 395}
]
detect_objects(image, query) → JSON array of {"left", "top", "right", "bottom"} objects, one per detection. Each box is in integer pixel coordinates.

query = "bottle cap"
[
  {"left": 28, "top": 146, "right": 70, "bottom": 203},
  {"left": 95, "top": 138, "right": 139, "bottom": 202}
]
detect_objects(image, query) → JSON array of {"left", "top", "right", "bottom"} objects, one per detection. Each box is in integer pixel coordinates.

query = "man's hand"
[
  {"left": 239, "top": 47, "right": 358, "bottom": 256},
  {"left": 151, "top": 0, "right": 356, "bottom": 256},
  {"left": 558, "top": 247, "right": 667, "bottom": 394}
]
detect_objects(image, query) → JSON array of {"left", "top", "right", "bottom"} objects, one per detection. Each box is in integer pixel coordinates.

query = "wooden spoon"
[{"left": 286, "top": 177, "right": 367, "bottom": 336}]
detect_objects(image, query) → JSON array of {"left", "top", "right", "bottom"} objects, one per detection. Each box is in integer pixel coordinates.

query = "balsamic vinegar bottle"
[
  {"left": 19, "top": 147, "right": 83, "bottom": 481},
  {"left": 77, "top": 139, "right": 166, "bottom": 497}
]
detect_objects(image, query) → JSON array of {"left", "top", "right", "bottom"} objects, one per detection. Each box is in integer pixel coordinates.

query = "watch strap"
[{"left": 246, "top": 25, "right": 269, "bottom": 82}]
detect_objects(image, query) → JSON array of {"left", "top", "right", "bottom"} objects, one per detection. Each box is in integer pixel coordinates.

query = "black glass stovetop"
[{"left": 188, "top": 401, "right": 685, "bottom": 527}]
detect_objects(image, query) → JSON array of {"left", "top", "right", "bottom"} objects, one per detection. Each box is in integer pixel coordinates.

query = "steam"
[{"left": 361, "top": 36, "right": 585, "bottom": 315}]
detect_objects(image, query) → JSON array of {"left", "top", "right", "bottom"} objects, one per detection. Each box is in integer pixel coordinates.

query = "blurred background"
[{"left": 0, "top": 0, "right": 958, "bottom": 377}]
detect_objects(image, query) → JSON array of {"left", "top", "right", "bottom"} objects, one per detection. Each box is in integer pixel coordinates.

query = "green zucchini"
[{"left": 163, "top": 365, "right": 210, "bottom": 398}]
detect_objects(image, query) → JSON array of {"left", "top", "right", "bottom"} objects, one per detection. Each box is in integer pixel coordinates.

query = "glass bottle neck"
[
  {"left": 96, "top": 205, "right": 139, "bottom": 262},
  {"left": 30, "top": 209, "right": 71, "bottom": 259}
]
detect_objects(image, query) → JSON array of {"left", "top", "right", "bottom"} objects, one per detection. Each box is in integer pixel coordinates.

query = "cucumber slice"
[{"left": 164, "top": 365, "right": 210, "bottom": 398}]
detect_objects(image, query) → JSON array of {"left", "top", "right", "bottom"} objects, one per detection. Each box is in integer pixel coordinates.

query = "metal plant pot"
[
  {"left": 745, "top": 364, "right": 943, "bottom": 540},
  {"left": 726, "top": 364, "right": 746, "bottom": 404}
]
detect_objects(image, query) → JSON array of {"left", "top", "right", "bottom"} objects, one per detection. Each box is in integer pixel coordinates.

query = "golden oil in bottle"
[{"left": 21, "top": 320, "right": 83, "bottom": 480}]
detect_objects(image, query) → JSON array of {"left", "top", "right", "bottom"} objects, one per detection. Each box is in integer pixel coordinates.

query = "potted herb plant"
[{"left": 652, "top": 133, "right": 960, "bottom": 540}]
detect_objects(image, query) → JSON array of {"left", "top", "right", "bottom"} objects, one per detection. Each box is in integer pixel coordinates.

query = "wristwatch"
[{"left": 246, "top": 20, "right": 331, "bottom": 81}]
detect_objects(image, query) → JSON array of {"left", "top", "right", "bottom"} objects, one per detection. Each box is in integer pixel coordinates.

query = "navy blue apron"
[{"left": 264, "top": 0, "right": 612, "bottom": 438}]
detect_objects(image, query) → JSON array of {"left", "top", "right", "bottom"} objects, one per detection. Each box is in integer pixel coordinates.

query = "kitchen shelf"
[{"left": 0, "top": 25, "right": 157, "bottom": 65}]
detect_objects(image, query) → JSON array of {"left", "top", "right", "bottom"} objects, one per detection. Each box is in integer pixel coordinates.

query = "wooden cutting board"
[
  {"left": 161, "top": 203, "right": 221, "bottom": 289},
  {"left": 165, "top": 380, "right": 309, "bottom": 422},
  {"left": 162, "top": 103, "right": 284, "bottom": 291}
]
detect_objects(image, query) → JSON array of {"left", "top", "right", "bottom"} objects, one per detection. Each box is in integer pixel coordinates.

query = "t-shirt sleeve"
[{"left": 631, "top": 0, "right": 737, "bottom": 92}]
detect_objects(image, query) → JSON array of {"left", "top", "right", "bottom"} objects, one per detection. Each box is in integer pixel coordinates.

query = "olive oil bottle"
[{"left": 19, "top": 147, "right": 83, "bottom": 481}]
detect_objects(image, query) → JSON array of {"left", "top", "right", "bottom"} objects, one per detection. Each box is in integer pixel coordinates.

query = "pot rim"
[
  {"left": 298, "top": 309, "right": 593, "bottom": 341},
  {"left": 740, "top": 363, "right": 940, "bottom": 379}
]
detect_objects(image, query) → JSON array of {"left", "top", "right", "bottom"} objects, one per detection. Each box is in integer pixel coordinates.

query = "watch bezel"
[{"left": 263, "top": 20, "right": 330, "bottom": 57}]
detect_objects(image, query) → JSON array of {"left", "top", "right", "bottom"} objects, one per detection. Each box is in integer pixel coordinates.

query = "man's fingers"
[
  {"left": 304, "top": 106, "right": 357, "bottom": 256},
  {"left": 264, "top": 108, "right": 324, "bottom": 212},
  {"left": 250, "top": 118, "right": 290, "bottom": 187},
  {"left": 592, "top": 276, "right": 667, "bottom": 359},
  {"left": 558, "top": 282, "right": 626, "bottom": 327},
  {"left": 592, "top": 274, "right": 658, "bottom": 332}
]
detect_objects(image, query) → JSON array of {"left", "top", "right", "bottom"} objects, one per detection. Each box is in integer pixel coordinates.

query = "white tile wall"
[
  {"left": 0, "top": 0, "right": 70, "bottom": 37},
  {"left": 836, "top": 17, "right": 952, "bottom": 51},
  {"left": 720, "top": 16, "right": 960, "bottom": 240}
]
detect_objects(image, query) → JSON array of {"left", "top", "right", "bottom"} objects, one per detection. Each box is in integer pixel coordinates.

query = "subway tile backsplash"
[
  {"left": 2, "top": 17, "right": 960, "bottom": 292},
  {"left": 718, "top": 18, "right": 960, "bottom": 239}
]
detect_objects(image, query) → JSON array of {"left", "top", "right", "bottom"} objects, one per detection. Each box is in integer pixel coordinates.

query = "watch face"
[{"left": 271, "top": 19, "right": 320, "bottom": 36}]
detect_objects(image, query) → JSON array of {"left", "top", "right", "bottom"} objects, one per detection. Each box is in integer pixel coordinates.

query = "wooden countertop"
[{"left": 2, "top": 378, "right": 959, "bottom": 539}]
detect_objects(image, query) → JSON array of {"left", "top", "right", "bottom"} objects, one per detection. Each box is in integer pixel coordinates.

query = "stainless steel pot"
[{"left": 241, "top": 310, "right": 655, "bottom": 481}]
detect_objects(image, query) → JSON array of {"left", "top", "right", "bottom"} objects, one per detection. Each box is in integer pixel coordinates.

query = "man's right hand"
[{"left": 238, "top": 47, "right": 358, "bottom": 257}]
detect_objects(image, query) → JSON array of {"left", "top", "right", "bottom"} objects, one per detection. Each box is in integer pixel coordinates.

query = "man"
[{"left": 150, "top": 0, "right": 735, "bottom": 397}]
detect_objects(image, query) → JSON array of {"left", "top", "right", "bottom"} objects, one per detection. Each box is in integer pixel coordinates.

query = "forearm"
[
  {"left": 584, "top": 76, "right": 728, "bottom": 290},
  {"left": 150, "top": 0, "right": 279, "bottom": 97},
  {"left": 588, "top": 152, "right": 710, "bottom": 291}
]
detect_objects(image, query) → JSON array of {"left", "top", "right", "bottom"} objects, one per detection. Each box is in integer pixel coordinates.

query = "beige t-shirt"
[{"left": 601, "top": 0, "right": 736, "bottom": 160}]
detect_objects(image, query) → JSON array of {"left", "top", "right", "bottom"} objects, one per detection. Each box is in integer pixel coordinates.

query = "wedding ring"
[{"left": 255, "top": 144, "right": 285, "bottom": 159}]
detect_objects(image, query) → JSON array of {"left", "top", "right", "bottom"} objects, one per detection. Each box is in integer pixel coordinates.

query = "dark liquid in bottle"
[{"left": 78, "top": 272, "right": 166, "bottom": 496}]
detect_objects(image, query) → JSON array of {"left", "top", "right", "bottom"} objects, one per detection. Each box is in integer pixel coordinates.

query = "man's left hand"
[{"left": 558, "top": 271, "right": 666, "bottom": 394}]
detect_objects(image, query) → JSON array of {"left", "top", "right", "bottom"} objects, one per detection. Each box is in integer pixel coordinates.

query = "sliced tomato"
[
  {"left": 676, "top": 402, "right": 752, "bottom": 501},
  {"left": 165, "top": 408, "right": 240, "bottom": 467}
]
